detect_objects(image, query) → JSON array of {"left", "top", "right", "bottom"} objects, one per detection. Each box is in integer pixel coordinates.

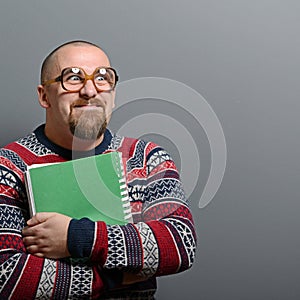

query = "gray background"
[{"left": 1, "top": 1, "right": 299, "bottom": 299}]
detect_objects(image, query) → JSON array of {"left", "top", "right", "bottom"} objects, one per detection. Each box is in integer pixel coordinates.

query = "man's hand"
[{"left": 22, "top": 212, "right": 71, "bottom": 259}]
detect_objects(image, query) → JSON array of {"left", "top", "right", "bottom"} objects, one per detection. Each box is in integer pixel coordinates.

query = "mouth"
[{"left": 73, "top": 103, "right": 103, "bottom": 110}]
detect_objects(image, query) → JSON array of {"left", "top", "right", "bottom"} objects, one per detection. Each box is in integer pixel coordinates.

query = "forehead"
[{"left": 54, "top": 45, "right": 111, "bottom": 73}]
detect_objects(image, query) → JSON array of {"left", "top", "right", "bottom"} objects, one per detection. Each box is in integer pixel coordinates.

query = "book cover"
[{"left": 25, "top": 152, "right": 132, "bottom": 225}]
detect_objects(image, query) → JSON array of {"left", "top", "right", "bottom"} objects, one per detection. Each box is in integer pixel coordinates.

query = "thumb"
[{"left": 27, "top": 212, "right": 55, "bottom": 226}]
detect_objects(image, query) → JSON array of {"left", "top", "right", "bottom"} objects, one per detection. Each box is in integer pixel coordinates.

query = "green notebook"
[{"left": 25, "top": 152, "right": 132, "bottom": 225}]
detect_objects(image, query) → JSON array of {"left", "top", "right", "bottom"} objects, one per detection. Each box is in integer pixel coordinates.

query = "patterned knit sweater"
[{"left": 0, "top": 124, "right": 197, "bottom": 299}]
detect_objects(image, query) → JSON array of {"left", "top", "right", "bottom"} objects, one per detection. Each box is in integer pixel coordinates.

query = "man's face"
[{"left": 38, "top": 44, "right": 116, "bottom": 142}]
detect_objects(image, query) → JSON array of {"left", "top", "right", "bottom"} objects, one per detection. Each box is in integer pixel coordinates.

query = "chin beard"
[{"left": 69, "top": 109, "right": 108, "bottom": 140}]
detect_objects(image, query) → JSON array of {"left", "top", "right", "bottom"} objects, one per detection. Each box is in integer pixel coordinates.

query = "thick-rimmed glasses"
[{"left": 42, "top": 66, "right": 119, "bottom": 92}]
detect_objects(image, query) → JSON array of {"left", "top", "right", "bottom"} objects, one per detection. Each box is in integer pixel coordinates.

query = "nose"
[{"left": 79, "top": 79, "right": 98, "bottom": 99}]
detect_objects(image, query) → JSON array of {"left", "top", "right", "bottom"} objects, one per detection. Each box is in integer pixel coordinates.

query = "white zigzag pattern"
[
  {"left": 135, "top": 222, "right": 159, "bottom": 277},
  {"left": 145, "top": 179, "right": 186, "bottom": 203},
  {"left": 0, "top": 149, "right": 27, "bottom": 172},
  {"left": 127, "top": 141, "right": 147, "bottom": 171},
  {"left": 0, "top": 205, "right": 25, "bottom": 232},
  {"left": 147, "top": 150, "right": 171, "bottom": 174},
  {"left": 18, "top": 134, "right": 55, "bottom": 156},
  {"left": 128, "top": 184, "right": 146, "bottom": 202},
  {"left": 108, "top": 134, "right": 123, "bottom": 150}
]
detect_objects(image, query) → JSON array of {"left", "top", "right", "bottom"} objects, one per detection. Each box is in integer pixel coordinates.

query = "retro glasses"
[{"left": 42, "top": 66, "right": 119, "bottom": 92}]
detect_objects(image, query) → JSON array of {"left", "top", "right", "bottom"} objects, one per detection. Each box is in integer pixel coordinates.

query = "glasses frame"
[{"left": 42, "top": 66, "right": 119, "bottom": 92}]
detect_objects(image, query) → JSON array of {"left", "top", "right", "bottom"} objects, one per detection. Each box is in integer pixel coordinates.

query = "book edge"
[{"left": 24, "top": 170, "right": 36, "bottom": 217}]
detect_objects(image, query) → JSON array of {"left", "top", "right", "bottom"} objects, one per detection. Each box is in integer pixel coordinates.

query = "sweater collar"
[{"left": 34, "top": 124, "right": 112, "bottom": 160}]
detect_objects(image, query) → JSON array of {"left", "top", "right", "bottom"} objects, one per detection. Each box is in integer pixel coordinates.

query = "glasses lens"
[
  {"left": 62, "top": 67, "right": 85, "bottom": 91},
  {"left": 94, "top": 67, "right": 116, "bottom": 91}
]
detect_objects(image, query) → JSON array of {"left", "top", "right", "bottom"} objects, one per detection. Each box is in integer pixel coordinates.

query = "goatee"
[{"left": 68, "top": 100, "right": 108, "bottom": 140}]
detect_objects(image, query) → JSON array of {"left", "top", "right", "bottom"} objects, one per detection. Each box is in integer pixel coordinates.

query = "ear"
[{"left": 37, "top": 85, "right": 50, "bottom": 108}]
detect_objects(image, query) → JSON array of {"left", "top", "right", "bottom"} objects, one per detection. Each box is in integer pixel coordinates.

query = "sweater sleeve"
[
  {"left": 0, "top": 151, "right": 105, "bottom": 299},
  {"left": 68, "top": 142, "right": 197, "bottom": 279}
]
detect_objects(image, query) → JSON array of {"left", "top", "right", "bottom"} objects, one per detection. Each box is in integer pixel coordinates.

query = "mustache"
[{"left": 70, "top": 99, "right": 105, "bottom": 108}]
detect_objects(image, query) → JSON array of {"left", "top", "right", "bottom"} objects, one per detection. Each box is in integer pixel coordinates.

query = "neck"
[{"left": 71, "top": 135, "right": 104, "bottom": 151}]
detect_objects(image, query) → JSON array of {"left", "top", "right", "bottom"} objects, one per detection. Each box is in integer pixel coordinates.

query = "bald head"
[{"left": 40, "top": 40, "right": 110, "bottom": 84}]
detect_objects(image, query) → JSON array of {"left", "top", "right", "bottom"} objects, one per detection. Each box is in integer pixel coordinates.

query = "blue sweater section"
[{"left": 67, "top": 218, "right": 95, "bottom": 258}]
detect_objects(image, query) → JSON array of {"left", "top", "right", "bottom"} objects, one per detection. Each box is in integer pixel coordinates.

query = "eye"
[
  {"left": 64, "top": 73, "right": 85, "bottom": 84},
  {"left": 63, "top": 67, "right": 85, "bottom": 84},
  {"left": 95, "top": 75, "right": 105, "bottom": 82},
  {"left": 68, "top": 75, "right": 83, "bottom": 81}
]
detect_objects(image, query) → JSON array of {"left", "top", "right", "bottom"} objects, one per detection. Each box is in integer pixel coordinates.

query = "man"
[{"left": 0, "top": 40, "right": 196, "bottom": 299}]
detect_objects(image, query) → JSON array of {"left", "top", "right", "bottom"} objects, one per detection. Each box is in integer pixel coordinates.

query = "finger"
[
  {"left": 34, "top": 253, "right": 46, "bottom": 258},
  {"left": 22, "top": 226, "right": 30, "bottom": 236},
  {"left": 27, "top": 216, "right": 40, "bottom": 226},
  {"left": 23, "top": 236, "right": 46, "bottom": 247},
  {"left": 28, "top": 249, "right": 45, "bottom": 258},
  {"left": 24, "top": 236, "right": 48, "bottom": 249},
  {"left": 23, "top": 236, "right": 36, "bottom": 246},
  {"left": 26, "top": 244, "right": 41, "bottom": 254},
  {"left": 22, "top": 224, "right": 43, "bottom": 237},
  {"left": 26, "top": 243, "right": 49, "bottom": 254},
  {"left": 22, "top": 226, "right": 36, "bottom": 237},
  {"left": 27, "top": 212, "right": 55, "bottom": 226}
]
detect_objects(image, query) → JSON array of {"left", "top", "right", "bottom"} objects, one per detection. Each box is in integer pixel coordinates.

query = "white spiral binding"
[{"left": 115, "top": 152, "right": 133, "bottom": 223}]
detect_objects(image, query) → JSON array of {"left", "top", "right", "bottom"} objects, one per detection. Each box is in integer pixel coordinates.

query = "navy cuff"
[{"left": 67, "top": 218, "right": 95, "bottom": 258}]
